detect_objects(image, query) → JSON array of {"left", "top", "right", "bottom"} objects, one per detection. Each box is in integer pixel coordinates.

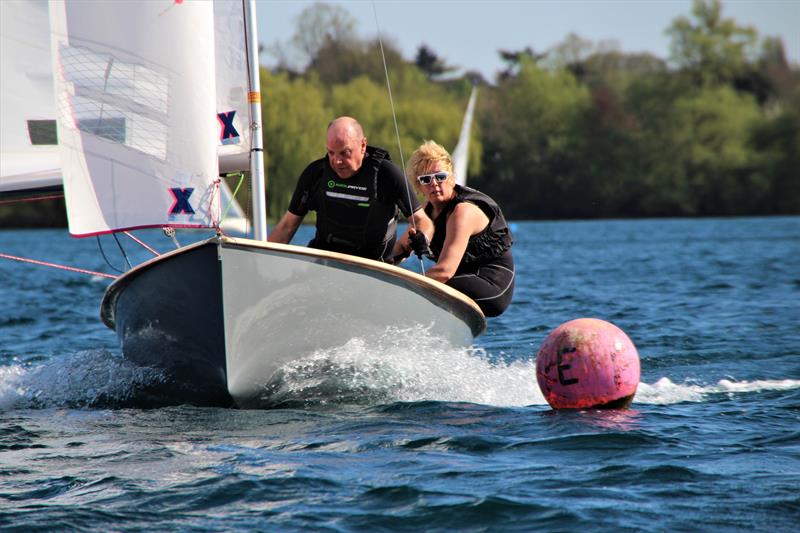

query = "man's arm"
[{"left": 268, "top": 211, "right": 304, "bottom": 244}]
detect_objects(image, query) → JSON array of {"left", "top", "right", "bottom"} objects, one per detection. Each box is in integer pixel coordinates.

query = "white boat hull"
[{"left": 101, "top": 236, "right": 485, "bottom": 407}]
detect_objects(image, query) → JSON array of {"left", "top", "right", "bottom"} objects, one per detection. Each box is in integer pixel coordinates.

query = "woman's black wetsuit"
[{"left": 425, "top": 185, "right": 514, "bottom": 317}]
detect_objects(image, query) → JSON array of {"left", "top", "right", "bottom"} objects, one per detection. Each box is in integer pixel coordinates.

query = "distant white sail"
[
  {"left": 49, "top": 0, "right": 219, "bottom": 236},
  {"left": 0, "top": 0, "right": 60, "bottom": 193},
  {"left": 451, "top": 87, "right": 477, "bottom": 187}
]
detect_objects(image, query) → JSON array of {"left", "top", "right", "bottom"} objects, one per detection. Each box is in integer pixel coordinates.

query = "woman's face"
[{"left": 416, "top": 163, "right": 455, "bottom": 204}]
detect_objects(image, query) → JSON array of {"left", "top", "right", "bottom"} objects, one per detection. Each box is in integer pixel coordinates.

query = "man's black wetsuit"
[{"left": 288, "top": 146, "right": 420, "bottom": 261}]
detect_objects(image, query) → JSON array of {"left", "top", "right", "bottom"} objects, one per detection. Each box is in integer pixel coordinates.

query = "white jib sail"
[
  {"left": 49, "top": 0, "right": 219, "bottom": 236},
  {"left": 214, "top": 0, "right": 252, "bottom": 234},
  {"left": 215, "top": 0, "right": 251, "bottom": 174},
  {"left": 0, "top": 0, "right": 61, "bottom": 193}
]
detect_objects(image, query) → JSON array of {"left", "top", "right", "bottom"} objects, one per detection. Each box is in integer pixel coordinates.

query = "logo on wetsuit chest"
[
  {"left": 326, "top": 180, "right": 370, "bottom": 207},
  {"left": 327, "top": 180, "right": 367, "bottom": 192}
]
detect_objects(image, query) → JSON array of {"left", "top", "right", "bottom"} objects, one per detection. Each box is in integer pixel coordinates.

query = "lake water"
[{"left": 1, "top": 217, "right": 799, "bottom": 531}]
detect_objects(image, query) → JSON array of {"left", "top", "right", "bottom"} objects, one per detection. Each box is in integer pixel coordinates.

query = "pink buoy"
[{"left": 536, "top": 318, "right": 640, "bottom": 409}]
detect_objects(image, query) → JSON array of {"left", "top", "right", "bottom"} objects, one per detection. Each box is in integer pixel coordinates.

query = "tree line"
[{"left": 2, "top": 0, "right": 797, "bottom": 227}]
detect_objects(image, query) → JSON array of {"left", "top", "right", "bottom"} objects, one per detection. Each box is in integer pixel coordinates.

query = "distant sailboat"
[
  {"left": 1, "top": 0, "right": 485, "bottom": 408},
  {"left": 451, "top": 87, "right": 477, "bottom": 186}
]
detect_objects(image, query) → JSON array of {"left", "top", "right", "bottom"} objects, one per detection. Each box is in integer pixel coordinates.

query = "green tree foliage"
[
  {"left": 675, "top": 86, "right": 764, "bottom": 214},
  {"left": 260, "top": 69, "right": 331, "bottom": 219},
  {"left": 311, "top": 37, "right": 406, "bottom": 86},
  {"left": 467, "top": 0, "right": 797, "bottom": 219},
  {"left": 290, "top": 2, "right": 358, "bottom": 69},
  {"left": 475, "top": 57, "right": 590, "bottom": 218},
  {"left": 667, "top": 0, "right": 758, "bottom": 86},
  {"left": 748, "top": 90, "right": 800, "bottom": 214}
]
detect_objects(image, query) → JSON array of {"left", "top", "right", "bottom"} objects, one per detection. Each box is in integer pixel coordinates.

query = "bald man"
[{"left": 269, "top": 117, "right": 432, "bottom": 262}]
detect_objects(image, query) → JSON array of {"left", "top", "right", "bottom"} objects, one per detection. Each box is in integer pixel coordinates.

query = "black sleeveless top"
[{"left": 425, "top": 185, "right": 513, "bottom": 270}]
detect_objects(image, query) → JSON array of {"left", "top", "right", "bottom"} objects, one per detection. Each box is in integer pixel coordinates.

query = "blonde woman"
[{"left": 398, "top": 140, "right": 514, "bottom": 317}]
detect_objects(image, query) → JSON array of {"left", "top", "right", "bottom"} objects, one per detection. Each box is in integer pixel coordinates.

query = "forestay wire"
[{"left": 370, "top": 2, "right": 425, "bottom": 273}]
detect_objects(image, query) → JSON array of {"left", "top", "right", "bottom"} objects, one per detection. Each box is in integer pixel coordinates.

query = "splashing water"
[
  {"left": 247, "top": 328, "right": 800, "bottom": 409},
  {"left": 0, "top": 350, "right": 166, "bottom": 410},
  {"left": 2, "top": 328, "right": 798, "bottom": 410},
  {"left": 267, "top": 330, "right": 544, "bottom": 407}
]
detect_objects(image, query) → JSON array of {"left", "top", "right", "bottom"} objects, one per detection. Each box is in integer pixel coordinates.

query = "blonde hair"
[{"left": 406, "top": 140, "right": 456, "bottom": 193}]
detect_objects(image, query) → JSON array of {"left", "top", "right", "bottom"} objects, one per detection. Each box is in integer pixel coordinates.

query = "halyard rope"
[{"left": 371, "top": 1, "right": 425, "bottom": 273}]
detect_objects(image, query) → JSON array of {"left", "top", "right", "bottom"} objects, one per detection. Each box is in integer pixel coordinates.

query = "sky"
[{"left": 255, "top": 0, "right": 800, "bottom": 79}]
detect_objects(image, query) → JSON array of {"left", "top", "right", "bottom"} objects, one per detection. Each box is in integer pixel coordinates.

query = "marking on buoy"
[{"left": 557, "top": 346, "right": 579, "bottom": 386}]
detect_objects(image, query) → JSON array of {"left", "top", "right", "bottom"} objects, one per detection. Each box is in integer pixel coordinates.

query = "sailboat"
[
  {"left": 1, "top": 0, "right": 485, "bottom": 408},
  {"left": 451, "top": 87, "right": 477, "bottom": 187}
]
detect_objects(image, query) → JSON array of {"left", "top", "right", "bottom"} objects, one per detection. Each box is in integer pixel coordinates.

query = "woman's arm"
[{"left": 425, "top": 202, "right": 489, "bottom": 283}]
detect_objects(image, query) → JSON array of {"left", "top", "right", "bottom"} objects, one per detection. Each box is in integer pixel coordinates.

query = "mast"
[{"left": 243, "top": 0, "right": 267, "bottom": 240}]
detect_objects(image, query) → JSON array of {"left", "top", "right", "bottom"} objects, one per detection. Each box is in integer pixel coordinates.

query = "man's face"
[{"left": 326, "top": 130, "right": 366, "bottom": 179}]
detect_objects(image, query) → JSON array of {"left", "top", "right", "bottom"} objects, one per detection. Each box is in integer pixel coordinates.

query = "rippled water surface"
[{"left": 1, "top": 217, "right": 799, "bottom": 531}]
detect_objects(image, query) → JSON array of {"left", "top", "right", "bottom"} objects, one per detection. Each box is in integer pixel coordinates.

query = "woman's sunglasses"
[{"left": 416, "top": 171, "right": 449, "bottom": 185}]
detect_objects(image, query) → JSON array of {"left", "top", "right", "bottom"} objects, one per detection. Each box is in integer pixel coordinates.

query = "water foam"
[
  {"left": 0, "top": 349, "right": 166, "bottom": 410},
  {"left": 267, "top": 328, "right": 546, "bottom": 407},
  {"left": 635, "top": 377, "right": 800, "bottom": 405}
]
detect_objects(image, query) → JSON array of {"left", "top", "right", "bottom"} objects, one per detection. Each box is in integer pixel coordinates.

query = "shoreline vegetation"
[{"left": 2, "top": 0, "right": 797, "bottom": 228}]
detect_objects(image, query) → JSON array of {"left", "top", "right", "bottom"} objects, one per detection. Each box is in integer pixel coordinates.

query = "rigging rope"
[
  {"left": 96, "top": 235, "right": 126, "bottom": 274},
  {"left": 221, "top": 172, "right": 246, "bottom": 226},
  {"left": 371, "top": 1, "right": 425, "bottom": 273},
  {"left": 113, "top": 233, "right": 133, "bottom": 269},
  {"left": 123, "top": 231, "right": 159, "bottom": 256},
  {"left": 0, "top": 252, "right": 118, "bottom": 280}
]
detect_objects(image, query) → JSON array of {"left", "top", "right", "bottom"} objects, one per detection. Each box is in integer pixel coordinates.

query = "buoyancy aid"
[
  {"left": 309, "top": 146, "right": 398, "bottom": 260},
  {"left": 427, "top": 185, "right": 513, "bottom": 265}
]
